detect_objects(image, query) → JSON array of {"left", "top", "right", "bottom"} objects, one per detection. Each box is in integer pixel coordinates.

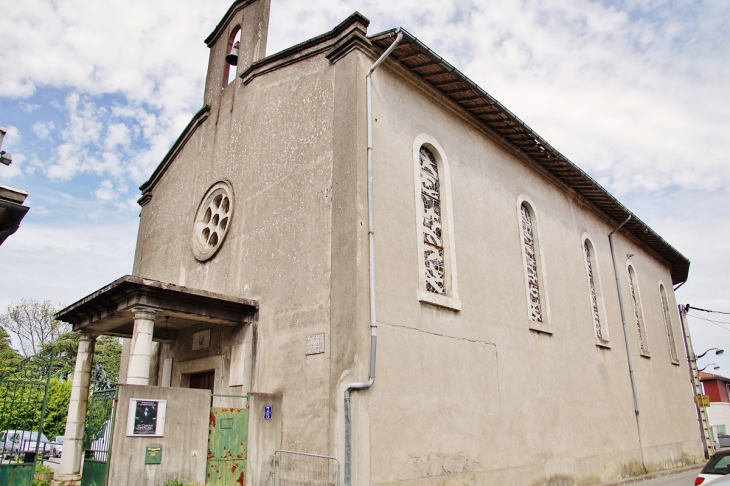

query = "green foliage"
[
  {"left": 0, "top": 326, "right": 21, "bottom": 370},
  {"left": 41, "top": 333, "right": 122, "bottom": 383},
  {"left": 35, "top": 463, "right": 53, "bottom": 472},
  {"left": 43, "top": 378, "right": 73, "bottom": 437},
  {"left": 163, "top": 478, "right": 201, "bottom": 486},
  {"left": 0, "top": 299, "right": 69, "bottom": 357}
]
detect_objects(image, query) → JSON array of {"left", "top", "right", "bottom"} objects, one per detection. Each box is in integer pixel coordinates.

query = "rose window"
[{"left": 192, "top": 181, "right": 234, "bottom": 261}]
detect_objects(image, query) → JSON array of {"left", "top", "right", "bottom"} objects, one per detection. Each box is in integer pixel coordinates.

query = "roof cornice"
[{"left": 369, "top": 28, "right": 690, "bottom": 284}]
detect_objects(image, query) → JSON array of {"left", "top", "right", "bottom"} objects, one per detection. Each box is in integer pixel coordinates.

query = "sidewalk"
[{"left": 600, "top": 464, "right": 702, "bottom": 485}]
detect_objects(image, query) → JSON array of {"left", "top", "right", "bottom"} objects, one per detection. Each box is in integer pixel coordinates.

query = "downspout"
[
  {"left": 608, "top": 215, "right": 646, "bottom": 471},
  {"left": 344, "top": 29, "right": 404, "bottom": 486}
]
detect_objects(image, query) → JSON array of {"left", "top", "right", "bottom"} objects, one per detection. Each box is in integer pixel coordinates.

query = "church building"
[{"left": 53, "top": 1, "right": 702, "bottom": 485}]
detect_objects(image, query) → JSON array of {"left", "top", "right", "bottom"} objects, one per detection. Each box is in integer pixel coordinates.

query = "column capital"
[
  {"left": 77, "top": 331, "right": 98, "bottom": 343},
  {"left": 129, "top": 305, "right": 163, "bottom": 321}
]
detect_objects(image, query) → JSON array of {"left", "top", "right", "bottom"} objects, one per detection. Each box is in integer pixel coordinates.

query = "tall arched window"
[
  {"left": 413, "top": 134, "right": 460, "bottom": 310},
  {"left": 583, "top": 237, "right": 609, "bottom": 346},
  {"left": 659, "top": 282, "right": 679, "bottom": 363},
  {"left": 223, "top": 26, "right": 242, "bottom": 87},
  {"left": 518, "top": 196, "right": 550, "bottom": 331},
  {"left": 627, "top": 263, "right": 650, "bottom": 357}
]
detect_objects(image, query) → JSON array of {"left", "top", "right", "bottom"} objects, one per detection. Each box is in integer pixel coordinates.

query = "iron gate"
[
  {"left": 81, "top": 386, "right": 117, "bottom": 486},
  {"left": 271, "top": 450, "right": 340, "bottom": 486},
  {"left": 0, "top": 353, "right": 54, "bottom": 486}
]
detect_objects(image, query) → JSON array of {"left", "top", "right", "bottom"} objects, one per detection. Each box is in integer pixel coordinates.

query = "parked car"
[
  {"left": 50, "top": 436, "right": 64, "bottom": 458},
  {"left": 88, "top": 420, "right": 111, "bottom": 461},
  {"left": 0, "top": 430, "right": 52, "bottom": 460},
  {"left": 697, "top": 448, "right": 730, "bottom": 484}
]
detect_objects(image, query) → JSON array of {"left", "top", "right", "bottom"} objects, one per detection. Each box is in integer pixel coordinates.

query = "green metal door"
[
  {"left": 206, "top": 408, "right": 248, "bottom": 485},
  {"left": 81, "top": 387, "right": 117, "bottom": 486}
]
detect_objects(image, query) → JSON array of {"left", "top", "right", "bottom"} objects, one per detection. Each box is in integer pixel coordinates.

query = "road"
[{"left": 639, "top": 469, "right": 701, "bottom": 486}]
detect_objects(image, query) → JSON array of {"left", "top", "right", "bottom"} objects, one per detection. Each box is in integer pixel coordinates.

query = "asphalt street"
[{"left": 638, "top": 469, "right": 701, "bottom": 486}]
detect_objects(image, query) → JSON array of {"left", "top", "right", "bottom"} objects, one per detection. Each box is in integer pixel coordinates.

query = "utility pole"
[{"left": 679, "top": 304, "right": 715, "bottom": 458}]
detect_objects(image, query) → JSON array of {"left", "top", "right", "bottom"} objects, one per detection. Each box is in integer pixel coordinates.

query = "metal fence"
[{"left": 271, "top": 450, "right": 340, "bottom": 486}]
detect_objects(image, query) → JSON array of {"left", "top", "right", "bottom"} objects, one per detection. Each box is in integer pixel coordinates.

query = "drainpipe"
[
  {"left": 344, "top": 29, "right": 404, "bottom": 486},
  {"left": 608, "top": 215, "right": 646, "bottom": 471}
]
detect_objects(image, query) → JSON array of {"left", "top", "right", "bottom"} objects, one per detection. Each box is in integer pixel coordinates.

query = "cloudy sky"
[{"left": 1, "top": 0, "right": 729, "bottom": 367}]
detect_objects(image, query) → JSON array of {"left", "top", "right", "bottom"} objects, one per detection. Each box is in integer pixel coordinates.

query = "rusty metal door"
[{"left": 206, "top": 408, "right": 248, "bottom": 485}]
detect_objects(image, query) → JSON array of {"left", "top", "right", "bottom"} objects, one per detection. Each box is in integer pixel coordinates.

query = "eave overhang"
[
  {"left": 56, "top": 275, "right": 258, "bottom": 340},
  {"left": 0, "top": 197, "right": 30, "bottom": 246},
  {"left": 369, "top": 28, "right": 690, "bottom": 285}
]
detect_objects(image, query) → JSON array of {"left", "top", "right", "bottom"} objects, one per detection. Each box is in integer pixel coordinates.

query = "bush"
[{"left": 163, "top": 478, "right": 200, "bottom": 486}]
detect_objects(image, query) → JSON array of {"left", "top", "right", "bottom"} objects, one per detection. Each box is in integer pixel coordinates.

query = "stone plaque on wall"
[
  {"left": 228, "top": 344, "right": 246, "bottom": 387},
  {"left": 306, "top": 333, "right": 325, "bottom": 355},
  {"left": 192, "top": 329, "right": 211, "bottom": 350},
  {"left": 161, "top": 358, "right": 173, "bottom": 387}
]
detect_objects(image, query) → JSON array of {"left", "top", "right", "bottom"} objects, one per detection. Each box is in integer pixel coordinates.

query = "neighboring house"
[
  {"left": 0, "top": 126, "right": 30, "bottom": 246},
  {"left": 701, "top": 371, "right": 730, "bottom": 442},
  {"left": 53, "top": 1, "right": 702, "bottom": 485}
]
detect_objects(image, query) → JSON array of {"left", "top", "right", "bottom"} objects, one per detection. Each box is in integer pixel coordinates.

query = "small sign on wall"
[
  {"left": 306, "top": 333, "right": 325, "bottom": 355},
  {"left": 264, "top": 406, "right": 272, "bottom": 420},
  {"left": 192, "top": 330, "right": 211, "bottom": 350},
  {"left": 126, "top": 399, "right": 167, "bottom": 437}
]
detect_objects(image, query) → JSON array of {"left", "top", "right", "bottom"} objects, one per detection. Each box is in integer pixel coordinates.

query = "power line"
[
  {"left": 688, "top": 311, "right": 730, "bottom": 333},
  {"left": 688, "top": 305, "right": 730, "bottom": 316}
]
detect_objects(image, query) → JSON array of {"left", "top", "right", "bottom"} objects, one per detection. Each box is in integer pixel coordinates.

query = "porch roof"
[{"left": 55, "top": 275, "right": 258, "bottom": 340}]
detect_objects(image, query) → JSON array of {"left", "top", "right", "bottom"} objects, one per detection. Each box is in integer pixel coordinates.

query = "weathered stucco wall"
[
  {"left": 108, "top": 385, "right": 210, "bottom": 486},
  {"left": 354, "top": 53, "right": 702, "bottom": 485}
]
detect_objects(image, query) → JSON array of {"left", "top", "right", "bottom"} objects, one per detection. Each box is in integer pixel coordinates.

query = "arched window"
[
  {"left": 583, "top": 237, "right": 609, "bottom": 346},
  {"left": 659, "top": 282, "right": 679, "bottom": 363},
  {"left": 518, "top": 196, "right": 550, "bottom": 331},
  {"left": 413, "top": 135, "right": 460, "bottom": 310},
  {"left": 223, "top": 26, "right": 242, "bottom": 87},
  {"left": 627, "top": 263, "right": 650, "bottom": 357}
]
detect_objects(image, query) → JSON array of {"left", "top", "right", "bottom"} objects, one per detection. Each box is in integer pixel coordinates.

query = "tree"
[
  {"left": 41, "top": 332, "right": 122, "bottom": 383},
  {"left": 0, "top": 299, "right": 69, "bottom": 357},
  {"left": 0, "top": 326, "right": 20, "bottom": 369}
]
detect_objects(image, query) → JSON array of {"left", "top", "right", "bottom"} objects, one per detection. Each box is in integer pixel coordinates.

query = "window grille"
[
  {"left": 659, "top": 283, "right": 678, "bottom": 362},
  {"left": 627, "top": 264, "right": 649, "bottom": 356},
  {"left": 419, "top": 146, "right": 445, "bottom": 295},
  {"left": 520, "top": 203, "right": 543, "bottom": 323}
]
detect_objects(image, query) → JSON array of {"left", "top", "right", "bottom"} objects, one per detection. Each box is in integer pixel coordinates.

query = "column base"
[{"left": 53, "top": 473, "right": 82, "bottom": 486}]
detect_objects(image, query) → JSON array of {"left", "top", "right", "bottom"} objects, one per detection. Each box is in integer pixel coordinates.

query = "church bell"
[{"left": 226, "top": 43, "right": 239, "bottom": 66}]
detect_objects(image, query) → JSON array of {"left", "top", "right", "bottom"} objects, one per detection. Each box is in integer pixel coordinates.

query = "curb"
[{"left": 600, "top": 464, "right": 702, "bottom": 485}]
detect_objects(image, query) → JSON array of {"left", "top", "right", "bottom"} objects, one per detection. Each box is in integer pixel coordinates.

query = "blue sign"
[{"left": 264, "top": 405, "right": 272, "bottom": 420}]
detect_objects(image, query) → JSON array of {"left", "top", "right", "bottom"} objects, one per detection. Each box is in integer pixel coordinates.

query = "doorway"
[{"left": 189, "top": 370, "right": 215, "bottom": 393}]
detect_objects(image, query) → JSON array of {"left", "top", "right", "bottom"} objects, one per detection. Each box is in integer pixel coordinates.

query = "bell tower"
[{"left": 203, "top": 0, "right": 271, "bottom": 105}]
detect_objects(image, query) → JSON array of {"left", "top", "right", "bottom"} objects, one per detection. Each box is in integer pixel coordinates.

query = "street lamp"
[
  {"left": 697, "top": 348, "right": 725, "bottom": 359},
  {"left": 699, "top": 363, "right": 721, "bottom": 372}
]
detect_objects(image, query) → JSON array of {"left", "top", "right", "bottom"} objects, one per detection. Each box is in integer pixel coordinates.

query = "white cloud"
[
  {"left": 31, "top": 121, "right": 55, "bottom": 140},
  {"left": 19, "top": 102, "right": 40, "bottom": 112}
]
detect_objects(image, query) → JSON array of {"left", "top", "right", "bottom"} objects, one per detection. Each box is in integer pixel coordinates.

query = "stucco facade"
[{"left": 55, "top": 1, "right": 702, "bottom": 485}]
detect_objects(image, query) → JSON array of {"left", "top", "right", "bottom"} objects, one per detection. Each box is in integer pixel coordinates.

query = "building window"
[
  {"left": 583, "top": 237, "right": 609, "bottom": 346},
  {"left": 518, "top": 196, "right": 550, "bottom": 332},
  {"left": 412, "top": 134, "right": 460, "bottom": 310},
  {"left": 627, "top": 263, "right": 650, "bottom": 357},
  {"left": 659, "top": 282, "right": 679, "bottom": 363}
]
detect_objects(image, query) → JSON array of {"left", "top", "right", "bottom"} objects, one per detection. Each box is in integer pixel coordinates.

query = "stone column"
[
  {"left": 126, "top": 306, "right": 159, "bottom": 385},
  {"left": 53, "top": 332, "right": 96, "bottom": 486}
]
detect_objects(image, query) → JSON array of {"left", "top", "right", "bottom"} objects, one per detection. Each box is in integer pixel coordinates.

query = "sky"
[{"left": 0, "top": 0, "right": 729, "bottom": 369}]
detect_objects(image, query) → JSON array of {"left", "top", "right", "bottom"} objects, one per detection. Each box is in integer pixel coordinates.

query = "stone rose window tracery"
[{"left": 192, "top": 180, "right": 234, "bottom": 262}]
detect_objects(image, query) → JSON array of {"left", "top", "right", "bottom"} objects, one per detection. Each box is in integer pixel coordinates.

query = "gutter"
[
  {"left": 608, "top": 215, "right": 646, "bottom": 472},
  {"left": 343, "top": 28, "right": 404, "bottom": 486}
]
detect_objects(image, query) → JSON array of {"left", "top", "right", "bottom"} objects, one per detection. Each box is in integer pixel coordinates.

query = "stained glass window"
[
  {"left": 520, "top": 203, "right": 542, "bottom": 322},
  {"left": 420, "top": 146, "right": 445, "bottom": 294}
]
